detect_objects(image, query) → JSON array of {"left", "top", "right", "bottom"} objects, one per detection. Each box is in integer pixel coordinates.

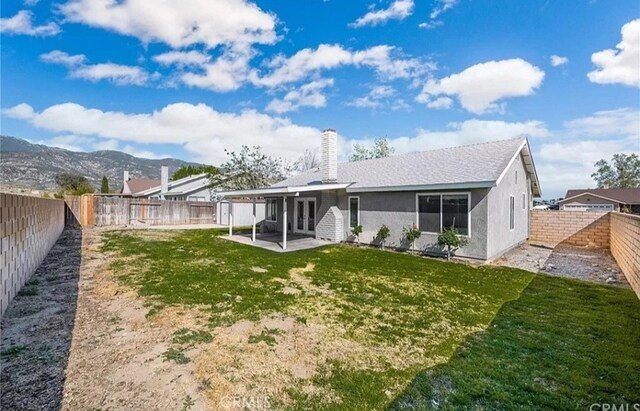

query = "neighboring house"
[
  {"left": 219, "top": 130, "right": 541, "bottom": 260},
  {"left": 559, "top": 188, "right": 640, "bottom": 213},
  {"left": 126, "top": 166, "right": 214, "bottom": 201}
]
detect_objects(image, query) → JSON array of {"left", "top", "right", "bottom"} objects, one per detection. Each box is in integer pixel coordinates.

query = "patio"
[{"left": 221, "top": 232, "right": 330, "bottom": 252}]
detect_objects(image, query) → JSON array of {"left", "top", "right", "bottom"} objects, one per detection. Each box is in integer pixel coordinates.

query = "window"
[
  {"left": 509, "top": 195, "right": 515, "bottom": 230},
  {"left": 266, "top": 199, "right": 277, "bottom": 222},
  {"left": 522, "top": 192, "right": 526, "bottom": 210},
  {"left": 188, "top": 196, "right": 205, "bottom": 202},
  {"left": 349, "top": 196, "right": 359, "bottom": 228},
  {"left": 515, "top": 170, "right": 518, "bottom": 184},
  {"left": 417, "top": 193, "right": 470, "bottom": 236}
]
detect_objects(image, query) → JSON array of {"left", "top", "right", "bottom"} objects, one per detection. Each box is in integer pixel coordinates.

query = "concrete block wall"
[
  {"left": 610, "top": 212, "right": 640, "bottom": 298},
  {"left": 529, "top": 210, "right": 610, "bottom": 248},
  {"left": 1, "top": 193, "right": 65, "bottom": 317}
]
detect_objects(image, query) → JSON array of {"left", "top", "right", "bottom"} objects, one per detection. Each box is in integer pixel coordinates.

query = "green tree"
[
  {"left": 171, "top": 164, "right": 219, "bottom": 181},
  {"left": 376, "top": 224, "right": 391, "bottom": 250},
  {"left": 349, "top": 138, "right": 395, "bottom": 162},
  {"left": 55, "top": 173, "right": 95, "bottom": 196},
  {"left": 403, "top": 225, "right": 422, "bottom": 255},
  {"left": 591, "top": 153, "right": 640, "bottom": 188},
  {"left": 211, "top": 146, "right": 291, "bottom": 190},
  {"left": 437, "top": 227, "right": 469, "bottom": 260},
  {"left": 100, "top": 176, "right": 109, "bottom": 193}
]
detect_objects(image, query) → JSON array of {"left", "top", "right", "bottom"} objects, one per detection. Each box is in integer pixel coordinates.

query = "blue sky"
[{"left": 1, "top": 0, "right": 639, "bottom": 198}]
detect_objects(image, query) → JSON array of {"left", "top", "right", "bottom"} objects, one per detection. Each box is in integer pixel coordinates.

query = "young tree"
[
  {"left": 100, "top": 176, "right": 109, "bottom": 193},
  {"left": 294, "top": 149, "right": 320, "bottom": 171},
  {"left": 591, "top": 153, "right": 640, "bottom": 188},
  {"left": 351, "top": 224, "right": 363, "bottom": 243},
  {"left": 376, "top": 224, "right": 391, "bottom": 250},
  {"left": 171, "top": 164, "right": 219, "bottom": 181},
  {"left": 212, "top": 146, "right": 291, "bottom": 190},
  {"left": 437, "top": 227, "right": 469, "bottom": 260},
  {"left": 349, "top": 138, "right": 396, "bottom": 162},
  {"left": 403, "top": 224, "right": 422, "bottom": 255}
]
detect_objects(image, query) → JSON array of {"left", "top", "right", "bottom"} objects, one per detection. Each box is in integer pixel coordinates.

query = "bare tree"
[{"left": 294, "top": 149, "right": 320, "bottom": 171}]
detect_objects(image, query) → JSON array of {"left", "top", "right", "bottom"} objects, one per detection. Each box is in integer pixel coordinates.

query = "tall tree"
[
  {"left": 349, "top": 138, "right": 395, "bottom": 162},
  {"left": 294, "top": 149, "right": 320, "bottom": 171},
  {"left": 100, "top": 176, "right": 109, "bottom": 193},
  {"left": 591, "top": 153, "right": 640, "bottom": 188},
  {"left": 211, "top": 146, "right": 291, "bottom": 190},
  {"left": 171, "top": 164, "right": 219, "bottom": 180}
]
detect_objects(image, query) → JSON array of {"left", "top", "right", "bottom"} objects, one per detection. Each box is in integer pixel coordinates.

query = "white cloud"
[
  {"left": 266, "top": 79, "right": 334, "bottom": 113},
  {"left": 429, "top": 0, "right": 458, "bottom": 19},
  {"left": 0, "top": 10, "right": 60, "bottom": 36},
  {"left": 347, "top": 85, "right": 396, "bottom": 109},
  {"left": 417, "top": 58, "right": 545, "bottom": 114},
  {"left": 426, "top": 96, "right": 453, "bottom": 109},
  {"left": 350, "top": 0, "right": 414, "bottom": 28},
  {"left": 418, "top": 20, "right": 443, "bottom": 30},
  {"left": 254, "top": 44, "right": 428, "bottom": 88},
  {"left": 40, "top": 50, "right": 87, "bottom": 66},
  {"left": 153, "top": 50, "right": 211, "bottom": 67},
  {"left": 550, "top": 55, "right": 569, "bottom": 67},
  {"left": 24, "top": 0, "right": 40, "bottom": 6},
  {"left": 40, "top": 50, "right": 151, "bottom": 86},
  {"left": 58, "top": 0, "right": 277, "bottom": 50},
  {"left": 2, "top": 102, "right": 322, "bottom": 165},
  {"left": 181, "top": 48, "right": 254, "bottom": 92},
  {"left": 588, "top": 19, "right": 640, "bottom": 87},
  {"left": 563, "top": 108, "right": 640, "bottom": 137}
]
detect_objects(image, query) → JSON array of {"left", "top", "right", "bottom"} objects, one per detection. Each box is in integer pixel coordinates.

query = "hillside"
[{"left": 0, "top": 136, "right": 198, "bottom": 191}]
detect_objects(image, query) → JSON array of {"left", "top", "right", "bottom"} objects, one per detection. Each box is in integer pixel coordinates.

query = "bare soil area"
[
  {"left": 1, "top": 228, "right": 210, "bottom": 410},
  {"left": 495, "top": 243, "right": 629, "bottom": 288}
]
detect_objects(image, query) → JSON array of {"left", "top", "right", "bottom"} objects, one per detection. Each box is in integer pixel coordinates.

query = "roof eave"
[{"left": 346, "top": 181, "right": 496, "bottom": 193}]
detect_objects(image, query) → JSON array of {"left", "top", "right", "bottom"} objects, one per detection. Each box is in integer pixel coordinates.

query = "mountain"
[{"left": 0, "top": 135, "right": 199, "bottom": 191}]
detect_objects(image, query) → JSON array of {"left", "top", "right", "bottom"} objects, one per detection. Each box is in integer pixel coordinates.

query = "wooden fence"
[{"left": 65, "top": 195, "right": 216, "bottom": 227}]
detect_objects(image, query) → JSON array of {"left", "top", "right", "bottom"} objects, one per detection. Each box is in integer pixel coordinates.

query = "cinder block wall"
[
  {"left": 610, "top": 212, "right": 640, "bottom": 298},
  {"left": 529, "top": 210, "right": 610, "bottom": 248},
  {"left": 1, "top": 194, "right": 65, "bottom": 317}
]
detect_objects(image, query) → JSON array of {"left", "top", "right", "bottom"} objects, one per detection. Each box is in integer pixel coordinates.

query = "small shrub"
[
  {"left": 162, "top": 348, "right": 190, "bottom": 364},
  {"left": 403, "top": 224, "right": 422, "bottom": 255},
  {"left": 351, "top": 224, "right": 363, "bottom": 243},
  {"left": 18, "top": 285, "right": 38, "bottom": 296},
  {"left": 172, "top": 328, "right": 213, "bottom": 345},
  {"left": 437, "top": 226, "right": 469, "bottom": 260},
  {"left": 376, "top": 224, "right": 391, "bottom": 249},
  {"left": 182, "top": 395, "right": 195, "bottom": 411}
]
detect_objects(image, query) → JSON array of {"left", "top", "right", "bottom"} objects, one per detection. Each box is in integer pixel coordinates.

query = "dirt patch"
[
  {"left": 273, "top": 263, "right": 333, "bottom": 296},
  {"left": 251, "top": 266, "right": 268, "bottom": 273},
  {"left": 496, "top": 243, "right": 629, "bottom": 287}
]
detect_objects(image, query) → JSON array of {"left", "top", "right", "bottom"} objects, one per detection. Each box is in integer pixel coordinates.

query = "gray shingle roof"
[{"left": 274, "top": 137, "right": 527, "bottom": 190}]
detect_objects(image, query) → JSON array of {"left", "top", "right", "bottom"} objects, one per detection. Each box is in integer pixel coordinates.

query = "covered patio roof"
[{"left": 215, "top": 182, "right": 352, "bottom": 199}]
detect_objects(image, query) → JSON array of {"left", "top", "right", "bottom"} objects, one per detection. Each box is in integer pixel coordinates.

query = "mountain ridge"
[{"left": 0, "top": 135, "right": 199, "bottom": 191}]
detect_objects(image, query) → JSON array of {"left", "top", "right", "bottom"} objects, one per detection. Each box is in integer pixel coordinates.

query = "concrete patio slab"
[{"left": 221, "top": 233, "right": 331, "bottom": 252}]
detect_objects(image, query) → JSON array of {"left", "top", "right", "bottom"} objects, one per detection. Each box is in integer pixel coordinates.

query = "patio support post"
[
  {"left": 252, "top": 197, "right": 257, "bottom": 242},
  {"left": 228, "top": 199, "right": 233, "bottom": 237},
  {"left": 282, "top": 196, "right": 287, "bottom": 250}
]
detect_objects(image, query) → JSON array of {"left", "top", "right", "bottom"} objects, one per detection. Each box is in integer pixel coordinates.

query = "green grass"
[
  {"left": 172, "top": 328, "right": 213, "bottom": 345},
  {"left": 248, "top": 328, "right": 282, "bottom": 346},
  {"left": 1, "top": 345, "right": 28, "bottom": 358},
  {"left": 162, "top": 348, "right": 190, "bottom": 364},
  {"left": 102, "top": 228, "right": 640, "bottom": 410}
]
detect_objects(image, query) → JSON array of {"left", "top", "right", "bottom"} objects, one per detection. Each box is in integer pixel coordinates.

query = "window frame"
[
  {"left": 348, "top": 196, "right": 360, "bottom": 229},
  {"left": 415, "top": 192, "right": 471, "bottom": 237},
  {"left": 509, "top": 195, "right": 515, "bottom": 231},
  {"left": 265, "top": 198, "right": 278, "bottom": 222}
]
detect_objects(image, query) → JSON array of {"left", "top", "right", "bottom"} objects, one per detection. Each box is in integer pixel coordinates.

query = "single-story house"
[
  {"left": 219, "top": 130, "right": 541, "bottom": 261},
  {"left": 559, "top": 188, "right": 640, "bottom": 213},
  {"left": 123, "top": 167, "right": 214, "bottom": 201}
]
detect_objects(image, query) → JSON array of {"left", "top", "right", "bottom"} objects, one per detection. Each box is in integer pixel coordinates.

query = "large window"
[
  {"left": 417, "top": 193, "right": 470, "bottom": 236},
  {"left": 509, "top": 195, "right": 515, "bottom": 230},
  {"left": 349, "top": 196, "right": 359, "bottom": 228},
  {"left": 266, "top": 199, "right": 277, "bottom": 222}
]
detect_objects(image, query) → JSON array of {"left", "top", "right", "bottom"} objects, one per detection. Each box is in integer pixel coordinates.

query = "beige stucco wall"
[
  {"left": 529, "top": 210, "right": 610, "bottom": 248},
  {"left": 610, "top": 212, "right": 640, "bottom": 298},
  {"left": 1, "top": 193, "right": 65, "bottom": 317}
]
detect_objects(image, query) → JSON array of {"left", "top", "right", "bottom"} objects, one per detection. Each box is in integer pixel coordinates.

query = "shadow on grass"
[{"left": 387, "top": 274, "right": 640, "bottom": 410}]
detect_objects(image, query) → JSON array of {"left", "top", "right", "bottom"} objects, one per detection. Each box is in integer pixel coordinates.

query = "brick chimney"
[
  {"left": 160, "top": 165, "right": 169, "bottom": 198},
  {"left": 321, "top": 129, "right": 338, "bottom": 183}
]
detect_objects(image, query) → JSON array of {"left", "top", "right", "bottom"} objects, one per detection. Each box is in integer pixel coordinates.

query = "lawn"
[{"left": 101, "top": 228, "right": 640, "bottom": 410}]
